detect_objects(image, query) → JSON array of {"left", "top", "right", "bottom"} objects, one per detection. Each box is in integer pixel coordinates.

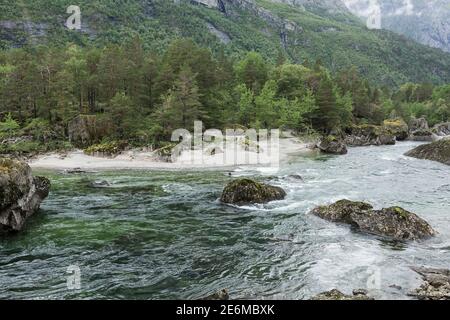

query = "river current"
[{"left": 1, "top": 141, "right": 449, "bottom": 299}]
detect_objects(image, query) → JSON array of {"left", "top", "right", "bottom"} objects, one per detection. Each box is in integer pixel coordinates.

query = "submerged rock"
[
  {"left": 310, "top": 289, "right": 373, "bottom": 300},
  {"left": 220, "top": 179, "right": 286, "bottom": 205},
  {"left": 311, "top": 200, "right": 436, "bottom": 241},
  {"left": 345, "top": 124, "right": 396, "bottom": 147},
  {"left": 405, "top": 139, "right": 450, "bottom": 165},
  {"left": 409, "top": 267, "right": 450, "bottom": 300},
  {"left": 90, "top": 180, "right": 111, "bottom": 188},
  {"left": 317, "top": 136, "right": 348, "bottom": 155},
  {"left": 0, "top": 158, "right": 50, "bottom": 233},
  {"left": 199, "top": 289, "right": 230, "bottom": 300}
]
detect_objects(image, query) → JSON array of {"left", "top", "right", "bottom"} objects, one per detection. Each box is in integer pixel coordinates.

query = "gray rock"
[
  {"left": 0, "top": 158, "right": 50, "bottom": 233},
  {"left": 409, "top": 267, "right": 450, "bottom": 300},
  {"left": 310, "top": 289, "right": 374, "bottom": 300},
  {"left": 345, "top": 125, "right": 396, "bottom": 147},
  {"left": 432, "top": 122, "right": 450, "bottom": 137},
  {"left": 317, "top": 136, "right": 348, "bottom": 155},
  {"left": 405, "top": 139, "right": 450, "bottom": 166},
  {"left": 220, "top": 179, "right": 286, "bottom": 205},
  {"left": 199, "top": 288, "right": 230, "bottom": 300},
  {"left": 90, "top": 180, "right": 111, "bottom": 188},
  {"left": 311, "top": 200, "right": 436, "bottom": 241}
]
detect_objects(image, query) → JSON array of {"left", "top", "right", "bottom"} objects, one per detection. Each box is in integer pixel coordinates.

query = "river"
[{"left": 1, "top": 141, "right": 449, "bottom": 299}]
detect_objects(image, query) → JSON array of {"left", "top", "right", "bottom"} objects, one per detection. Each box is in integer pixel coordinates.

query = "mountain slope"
[
  {"left": 0, "top": 0, "right": 449, "bottom": 86},
  {"left": 343, "top": 0, "right": 450, "bottom": 53}
]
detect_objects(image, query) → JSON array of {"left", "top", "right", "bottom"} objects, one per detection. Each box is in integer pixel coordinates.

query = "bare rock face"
[
  {"left": 409, "top": 267, "right": 450, "bottom": 300},
  {"left": 310, "top": 289, "right": 373, "bottom": 300},
  {"left": 0, "top": 158, "right": 50, "bottom": 233},
  {"left": 317, "top": 136, "right": 348, "bottom": 155},
  {"left": 311, "top": 200, "right": 436, "bottom": 241},
  {"left": 220, "top": 179, "right": 286, "bottom": 205},
  {"left": 405, "top": 139, "right": 450, "bottom": 166}
]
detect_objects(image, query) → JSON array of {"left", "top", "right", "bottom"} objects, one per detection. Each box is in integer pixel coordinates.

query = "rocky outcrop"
[
  {"left": 310, "top": 289, "right": 373, "bottom": 300},
  {"left": 409, "top": 267, "right": 450, "bottom": 300},
  {"left": 383, "top": 119, "right": 409, "bottom": 141},
  {"left": 405, "top": 139, "right": 450, "bottom": 166},
  {"left": 220, "top": 179, "right": 286, "bottom": 205},
  {"left": 68, "top": 115, "right": 113, "bottom": 148},
  {"left": 317, "top": 136, "right": 348, "bottom": 155},
  {"left": 432, "top": 122, "right": 450, "bottom": 137},
  {"left": 0, "top": 158, "right": 50, "bottom": 233},
  {"left": 311, "top": 200, "right": 436, "bottom": 241},
  {"left": 345, "top": 125, "right": 396, "bottom": 147},
  {"left": 408, "top": 117, "right": 435, "bottom": 141}
]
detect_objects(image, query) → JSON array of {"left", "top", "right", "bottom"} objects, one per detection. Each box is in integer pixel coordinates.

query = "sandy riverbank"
[{"left": 29, "top": 136, "right": 314, "bottom": 171}]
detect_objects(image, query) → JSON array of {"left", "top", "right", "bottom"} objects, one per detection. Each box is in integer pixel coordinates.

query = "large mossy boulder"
[
  {"left": 311, "top": 200, "right": 436, "bottom": 241},
  {"left": 68, "top": 115, "right": 113, "bottom": 148},
  {"left": 0, "top": 158, "right": 50, "bottom": 233},
  {"left": 220, "top": 179, "right": 286, "bottom": 205},
  {"left": 317, "top": 136, "right": 348, "bottom": 155},
  {"left": 345, "top": 124, "right": 396, "bottom": 147},
  {"left": 405, "top": 139, "right": 450, "bottom": 166},
  {"left": 383, "top": 119, "right": 409, "bottom": 141}
]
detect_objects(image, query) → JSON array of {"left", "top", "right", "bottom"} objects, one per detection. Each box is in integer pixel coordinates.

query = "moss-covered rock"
[
  {"left": 405, "top": 139, "right": 450, "bottom": 166},
  {"left": 310, "top": 289, "right": 374, "bottom": 300},
  {"left": 220, "top": 179, "right": 286, "bottom": 205},
  {"left": 345, "top": 124, "right": 396, "bottom": 147},
  {"left": 383, "top": 119, "right": 409, "bottom": 141},
  {"left": 311, "top": 200, "right": 436, "bottom": 241},
  {"left": 0, "top": 158, "right": 50, "bottom": 233},
  {"left": 317, "top": 135, "right": 348, "bottom": 155}
]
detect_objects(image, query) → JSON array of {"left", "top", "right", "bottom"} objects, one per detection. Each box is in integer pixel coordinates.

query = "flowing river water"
[{"left": 0, "top": 141, "right": 449, "bottom": 299}]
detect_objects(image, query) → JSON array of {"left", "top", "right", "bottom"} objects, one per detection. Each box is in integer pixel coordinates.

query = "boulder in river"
[
  {"left": 404, "top": 139, "right": 450, "bottom": 166},
  {"left": 199, "top": 289, "right": 230, "bottom": 300},
  {"left": 311, "top": 200, "right": 436, "bottom": 241},
  {"left": 408, "top": 117, "right": 435, "bottom": 141},
  {"left": 220, "top": 179, "right": 286, "bottom": 205},
  {"left": 317, "top": 136, "right": 348, "bottom": 155},
  {"left": 409, "top": 267, "right": 450, "bottom": 300},
  {"left": 383, "top": 119, "right": 409, "bottom": 141},
  {"left": 432, "top": 122, "right": 450, "bottom": 137},
  {"left": 310, "top": 289, "right": 373, "bottom": 300},
  {"left": 0, "top": 158, "right": 50, "bottom": 233},
  {"left": 345, "top": 124, "right": 396, "bottom": 147}
]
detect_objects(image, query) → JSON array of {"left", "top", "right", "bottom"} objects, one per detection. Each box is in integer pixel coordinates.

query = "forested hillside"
[
  {"left": 1, "top": 37, "right": 449, "bottom": 155},
  {"left": 1, "top": 0, "right": 450, "bottom": 86}
]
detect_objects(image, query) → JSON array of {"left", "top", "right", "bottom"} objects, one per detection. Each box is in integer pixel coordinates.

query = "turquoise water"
[{"left": 0, "top": 141, "right": 449, "bottom": 300}]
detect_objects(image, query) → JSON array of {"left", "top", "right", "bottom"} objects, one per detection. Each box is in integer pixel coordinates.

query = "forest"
[{"left": 1, "top": 37, "right": 449, "bottom": 155}]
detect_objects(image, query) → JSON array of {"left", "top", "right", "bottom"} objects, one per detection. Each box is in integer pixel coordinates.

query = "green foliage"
[
  {"left": 0, "top": 36, "right": 447, "bottom": 151},
  {"left": 0, "top": 114, "right": 20, "bottom": 139}
]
